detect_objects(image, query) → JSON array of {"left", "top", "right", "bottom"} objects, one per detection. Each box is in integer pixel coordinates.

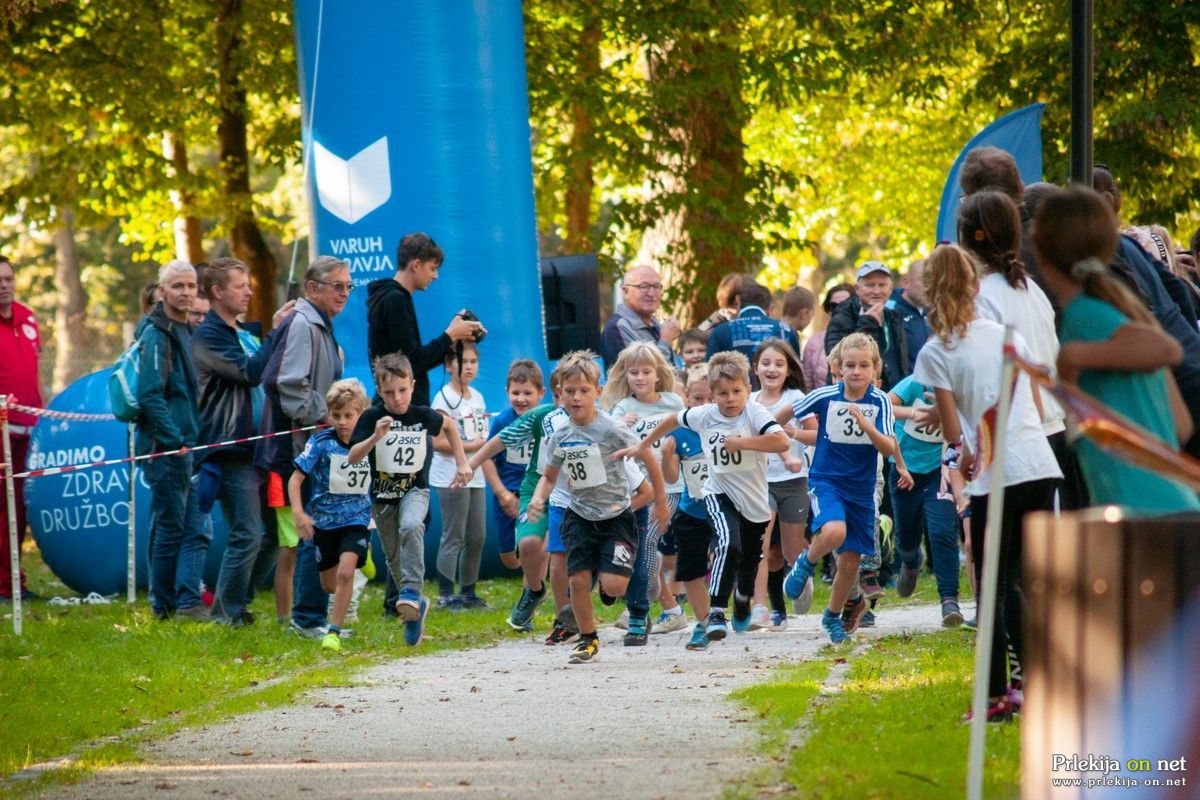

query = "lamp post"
[{"left": 1070, "top": 0, "right": 1094, "bottom": 185}]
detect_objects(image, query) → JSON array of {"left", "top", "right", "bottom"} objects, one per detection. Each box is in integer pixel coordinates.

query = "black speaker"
[{"left": 540, "top": 253, "right": 601, "bottom": 360}]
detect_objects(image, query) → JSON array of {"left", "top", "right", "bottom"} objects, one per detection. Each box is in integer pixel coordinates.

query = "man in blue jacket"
[
  {"left": 193, "top": 258, "right": 292, "bottom": 626},
  {"left": 705, "top": 279, "right": 800, "bottom": 368},
  {"left": 136, "top": 260, "right": 206, "bottom": 621}
]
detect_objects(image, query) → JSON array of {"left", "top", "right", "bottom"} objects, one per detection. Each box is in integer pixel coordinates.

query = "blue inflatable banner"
[{"left": 935, "top": 103, "right": 1046, "bottom": 244}]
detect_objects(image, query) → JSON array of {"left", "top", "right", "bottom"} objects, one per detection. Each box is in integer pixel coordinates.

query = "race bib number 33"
[
  {"left": 826, "top": 401, "right": 876, "bottom": 445},
  {"left": 376, "top": 429, "right": 427, "bottom": 474},
  {"left": 560, "top": 443, "right": 605, "bottom": 490}
]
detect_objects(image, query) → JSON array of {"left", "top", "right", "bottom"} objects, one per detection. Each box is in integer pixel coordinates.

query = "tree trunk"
[
  {"left": 52, "top": 205, "right": 88, "bottom": 393},
  {"left": 563, "top": 17, "right": 600, "bottom": 255},
  {"left": 216, "top": 0, "right": 277, "bottom": 328},
  {"left": 163, "top": 131, "right": 205, "bottom": 265}
]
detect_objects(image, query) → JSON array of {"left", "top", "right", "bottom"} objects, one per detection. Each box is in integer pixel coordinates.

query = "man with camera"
[{"left": 367, "top": 233, "right": 485, "bottom": 408}]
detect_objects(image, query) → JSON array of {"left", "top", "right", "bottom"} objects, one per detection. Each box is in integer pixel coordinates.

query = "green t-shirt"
[{"left": 1060, "top": 295, "right": 1200, "bottom": 514}]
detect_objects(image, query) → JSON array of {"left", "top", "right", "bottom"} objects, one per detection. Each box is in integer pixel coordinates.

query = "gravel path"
[{"left": 52, "top": 603, "right": 948, "bottom": 800}]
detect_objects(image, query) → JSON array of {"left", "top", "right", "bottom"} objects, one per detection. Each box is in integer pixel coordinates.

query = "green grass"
[
  {"left": 728, "top": 627, "right": 1020, "bottom": 800},
  {"left": 0, "top": 550, "right": 571, "bottom": 796}
]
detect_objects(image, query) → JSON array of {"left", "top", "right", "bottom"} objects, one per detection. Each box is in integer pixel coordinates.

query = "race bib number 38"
[
  {"left": 826, "top": 401, "right": 876, "bottom": 445},
  {"left": 703, "top": 429, "right": 754, "bottom": 474},
  {"left": 329, "top": 457, "right": 370, "bottom": 495},
  {"left": 560, "top": 443, "right": 606, "bottom": 490},
  {"left": 376, "top": 429, "right": 427, "bottom": 474}
]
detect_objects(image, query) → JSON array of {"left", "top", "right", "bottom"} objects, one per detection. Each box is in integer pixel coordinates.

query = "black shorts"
[
  {"left": 561, "top": 508, "right": 638, "bottom": 578},
  {"left": 671, "top": 509, "right": 714, "bottom": 583},
  {"left": 313, "top": 525, "right": 370, "bottom": 572},
  {"left": 657, "top": 531, "right": 677, "bottom": 556}
]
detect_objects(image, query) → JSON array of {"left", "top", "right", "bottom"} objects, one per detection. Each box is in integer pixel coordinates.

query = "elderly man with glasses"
[{"left": 600, "top": 265, "right": 680, "bottom": 370}]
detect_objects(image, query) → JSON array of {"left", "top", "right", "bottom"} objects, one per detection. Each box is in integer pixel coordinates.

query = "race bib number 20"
[{"left": 375, "top": 429, "right": 427, "bottom": 474}]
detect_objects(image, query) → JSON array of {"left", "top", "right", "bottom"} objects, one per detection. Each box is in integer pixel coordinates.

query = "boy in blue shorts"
[
  {"left": 782, "top": 333, "right": 898, "bottom": 643},
  {"left": 288, "top": 379, "right": 373, "bottom": 652},
  {"left": 528, "top": 352, "right": 668, "bottom": 664}
]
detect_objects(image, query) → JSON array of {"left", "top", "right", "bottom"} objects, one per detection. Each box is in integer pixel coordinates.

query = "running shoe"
[
  {"left": 859, "top": 571, "right": 885, "bottom": 601},
  {"left": 436, "top": 595, "right": 460, "bottom": 610},
  {"left": 859, "top": 610, "right": 875, "bottom": 628},
  {"left": 686, "top": 621, "right": 709, "bottom": 651},
  {"left": 458, "top": 594, "right": 490, "bottom": 610},
  {"left": 821, "top": 608, "right": 849, "bottom": 644},
  {"left": 287, "top": 620, "right": 329, "bottom": 640},
  {"left": 507, "top": 587, "right": 545, "bottom": 631},
  {"left": 747, "top": 604, "right": 771, "bottom": 630},
  {"left": 784, "top": 551, "right": 817, "bottom": 599},
  {"left": 941, "top": 598, "right": 964, "bottom": 628},
  {"left": 395, "top": 589, "right": 421, "bottom": 622},
  {"left": 320, "top": 632, "right": 341, "bottom": 652},
  {"left": 615, "top": 609, "right": 630, "bottom": 629},
  {"left": 653, "top": 611, "right": 688, "bottom": 634},
  {"left": 731, "top": 591, "right": 753, "bottom": 633},
  {"left": 793, "top": 576, "right": 814, "bottom": 615},
  {"left": 568, "top": 635, "right": 600, "bottom": 664},
  {"left": 769, "top": 610, "right": 788, "bottom": 630},
  {"left": 402, "top": 596, "right": 429, "bottom": 646},
  {"left": 545, "top": 621, "right": 575, "bottom": 645},
  {"left": 624, "top": 615, "right": 650, "bottom": 646},
  {"left": 705, "top": 610, "right": 729, "bottom": 641},
  {"left": 896, "top": 552, "right": 923, "bottom": 598},
  {"left": 841, "top": 595, "right": 869, "bottom": 634}
]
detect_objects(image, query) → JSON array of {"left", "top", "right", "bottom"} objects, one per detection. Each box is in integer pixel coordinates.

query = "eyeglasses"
[
  {"left": 315, "top": 280, "right": 353, "bottom": 293},
  {"left": 624, "top": 282, "right": 664, "bottom": 293}
]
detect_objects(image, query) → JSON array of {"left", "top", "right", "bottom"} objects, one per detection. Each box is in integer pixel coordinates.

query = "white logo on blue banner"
[{"left": 313, "top": 136, "right": 392, "bottom": 224}]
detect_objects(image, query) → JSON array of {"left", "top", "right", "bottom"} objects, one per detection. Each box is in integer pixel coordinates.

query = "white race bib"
[
  {"left": 632, "top": 414, "right": 668, "bottom": 457},
  {"left": 702, "top": 428, "right": 754, "bottom": 474},
  {"left": 375, "top": 428, "right": 427, "bottom": 474},
  {"left": 537, "top": 413, "right": 568, "bottom": 471},
  {"left": 329, "top": 457, "right": 370, "bottom": 495},
  {"left": 906, "top": 400, "right": 943, "bottom": 444},
  {"left": 505, "top": 440, "right": 533, "bottom": 466},
  {"left": 826, "top": 401, "right": 876, "bottom": 445},
  {"left": 461, "top": 412, "right": 490, "bottom": 441},
  {"left": 682, "top": 455, "right": 709, "bottom": 498},
  {"left": 560, "top": 443, "right": 605, "bottom": 490}
]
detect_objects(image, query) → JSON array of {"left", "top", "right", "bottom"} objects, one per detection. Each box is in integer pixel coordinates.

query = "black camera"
[{"left": 458, "top": 308, "right": 486, "bottom": 344}]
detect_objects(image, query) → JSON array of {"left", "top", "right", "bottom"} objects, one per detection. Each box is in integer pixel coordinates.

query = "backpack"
[{"left": 108, "top": 320, "right": 171, "bottom": 423}]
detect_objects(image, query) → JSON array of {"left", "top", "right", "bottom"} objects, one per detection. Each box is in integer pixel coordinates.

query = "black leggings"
[
  {"left": 969, "top": 478, "right": 1058, "bottom": 698},
  {"left": 704, "top": 493, "right": 768, "bottom": 609}
]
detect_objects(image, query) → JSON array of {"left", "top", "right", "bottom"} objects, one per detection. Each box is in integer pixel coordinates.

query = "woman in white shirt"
[
  {"left": 913, "top": 243, "right": 1061, "bottom": 723},
  {"left": 958, "top": 190, "right": 1086, "bottom": 511}
]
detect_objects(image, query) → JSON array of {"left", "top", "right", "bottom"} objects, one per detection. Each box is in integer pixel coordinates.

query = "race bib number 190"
[
  {"left": 560, "top": 443, "right": 606, "bottom": 490},
  {"left": 826, "top": 401, "right": 876, "bottom": 445},
  {"left": 703, "top": 428, "right": 753, "bottom": 474},
  {"left": 329, "top": 458, "right": 370, "bottom": 495},
  {"left": 375, "top": 429, "right": 427, "bottom": 474}
]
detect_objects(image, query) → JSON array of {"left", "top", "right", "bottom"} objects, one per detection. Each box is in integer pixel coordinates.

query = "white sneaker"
[
  {"left": 793, "top": 577, "right": 814, "bottom": 615},
  {"left": 615, "top": 609, "right": 630, "bottom": 630},
  {"left": 748, "top": 604, "right": 771, "bottom": 630},
  {"left": 652, "top": 610, "right": 688, "bottom": 633}
]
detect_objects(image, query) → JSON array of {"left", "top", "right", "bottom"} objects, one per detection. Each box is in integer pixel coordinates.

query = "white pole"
[
  {"left": 2, "top": 396, "right": 21, "bottom": 636},
  {"left": 967, "top": 326, "right": 1016, "bottom": 800},
  {"left": 127, "top": 423, "right": 136, "bottom": 604}
]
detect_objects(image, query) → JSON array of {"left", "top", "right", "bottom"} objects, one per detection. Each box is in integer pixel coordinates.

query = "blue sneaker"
[
  {"left": 769, "top": 610, "right": 788, "bottom": 630},
  {"left": 403, "top": 596, "right": 429, "bottom": 646},
  {"left": 686, "top": 621, "right": 709, "bottom": 651},
  {"left": 731, "top": 591, "right": 753, "bottom": 633},
  {"left": 623, "top": 615, "right": 650, "bottom": 646},
  {"left": 395, "top": 588, "right": 421, "bottom": 621},
  {"left": 705, "top": 610, "right": 728, "bottom": 641},
  {"left": 784, "top": 552, "right": 816, "bottom": 599},
  {"left": 507, "top": 586, "right": 545, "bottom": 631},
  {"left": 821, "top": 608, "right": 849, "bottom": 644}
]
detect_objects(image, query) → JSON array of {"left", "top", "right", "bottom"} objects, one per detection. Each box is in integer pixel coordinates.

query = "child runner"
[
  {"left": 782, "top": 332, "right": 899, "bottom": 644},
  {"left": 430, "top": 342, "right": 491, "bottom": 609},
  {"left": 602, "top": 342, "right": 687, "bottom": 639},
  {"left": 288, "top": 379, "right": 372, "bottom": 652},
  {"left": 481, "top": 360, "right": 544, "bottom": 571},
  {"left": 750, "top": 338, "right": 816, "bottom": 629},
  {"left": 1032, "top": 186, "right": 1199, "bottom": 513},
  {"left": 621, "top": 351, "right": 789, "bottom": 638},
  {"left": 660, "top": 365, "right": 718, "bottom": 650},
  {"left": 913, "top": 243, "right": 1061, "bottom": 721},
  {"left": 529, "top": 352, "right": 668, "bottom": 664},
  {"left": 349, "top": 354, "right": 472, "bottom": 646}
]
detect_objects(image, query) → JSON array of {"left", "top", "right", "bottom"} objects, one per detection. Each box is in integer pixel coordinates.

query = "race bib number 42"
[
  {"left": 329, "top": 457, "right": 370, "bottom": 495},
  {"left": 375, "top": 429, "right": 427, "bottom": 474},
  {"left": 560, "top": 443, "right": 605, "bottom": 490},
  {"left": 703, "top": 429, "right": 753, "bottom": 474},
  {"left": 826, "top": 401, "right": 877, "bottom": 445}
]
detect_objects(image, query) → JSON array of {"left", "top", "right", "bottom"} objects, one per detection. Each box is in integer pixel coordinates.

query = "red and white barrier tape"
[
  {"left": 2, "top": 400, "right": 116, "bottom": 423},
  {"left": 1, "top": 423, "right": 328, "bottom": 480}
]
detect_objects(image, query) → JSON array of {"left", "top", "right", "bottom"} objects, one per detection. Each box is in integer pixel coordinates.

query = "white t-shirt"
[
  {"left": 676, "top": 400, "right": 783, "bottom": 523},
  {"left": 429, "top": 384, "right": 488, "bottom": 488},
  {"left": 913, "top": 319, "right": 1062, "bottom": 496},
  {"left": 975, "top": 272, "right": 1065, "bottom": 435},
  {"left": 751, "top": 388, "right": 809, "bottom": 482},
  {"left": 611, "top": 393, "right": 685, "bottom": 493}
]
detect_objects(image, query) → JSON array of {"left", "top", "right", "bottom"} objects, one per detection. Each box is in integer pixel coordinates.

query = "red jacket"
[{"left": 0, "top": 302, "right": 43, "bottom": 429}]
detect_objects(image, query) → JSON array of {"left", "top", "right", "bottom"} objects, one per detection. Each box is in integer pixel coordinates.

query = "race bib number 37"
[
  {"left": 560, "top": 443, "right": 606, "bottom": 490},
  {"left": 826, "top": 401, "right": 876, "bottom": 445},
  {"left": 376, "top": 429, "right": 427, "bottom": 474},
  {"left": 329, "top": 457, "right": 370, "bottom": 495},
  {"left": 703, "top": 429, "right": 754, "bottom": 474}
]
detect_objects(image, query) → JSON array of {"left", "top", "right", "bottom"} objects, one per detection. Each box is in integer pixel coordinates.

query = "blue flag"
[{"left": 936, "top": 103, "right": 1046, "bottom": 243}]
